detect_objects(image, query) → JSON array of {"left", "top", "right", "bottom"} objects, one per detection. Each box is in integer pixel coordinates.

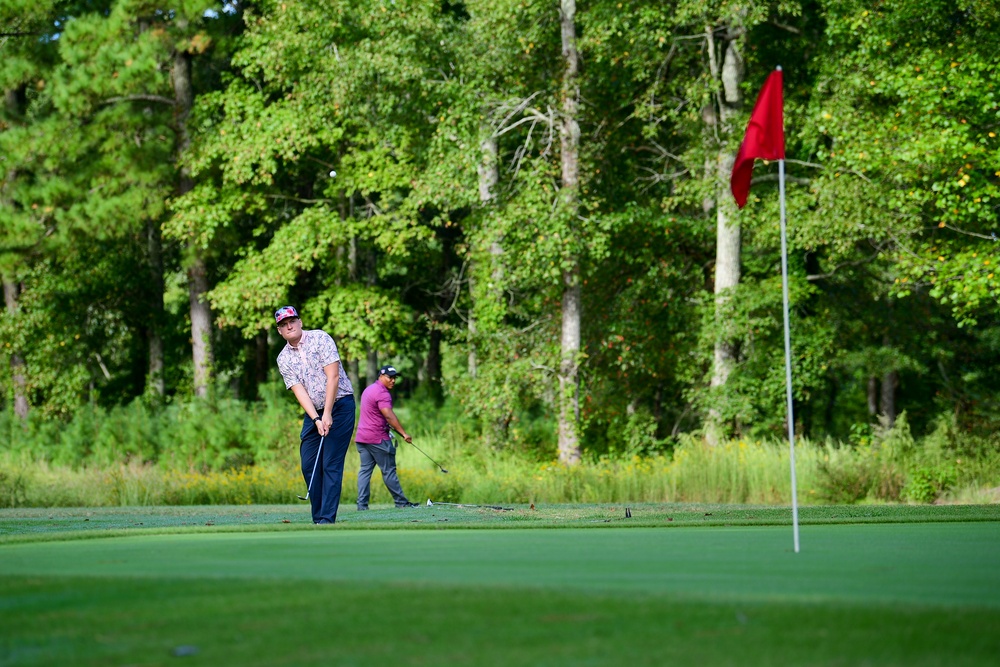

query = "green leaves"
[
  {"left": 209, "top": 206, "right": 354, "bottom": 334},
  {"left": 6, "top": 0, "right": 1000, "bottom": 447},
  {"left": 303, "top": 284, "right": 415, "bottom": 361},
  {"left": 811, "top": 0, "right": 1000, "bottom": 326}
]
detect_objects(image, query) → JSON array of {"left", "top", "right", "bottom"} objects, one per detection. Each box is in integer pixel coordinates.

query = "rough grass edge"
[{"left": 3, "top": 503, "right": 999, "bottom": 546}]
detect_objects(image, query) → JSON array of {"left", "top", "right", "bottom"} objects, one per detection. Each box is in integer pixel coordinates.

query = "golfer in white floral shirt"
[{"left": 274, "top": 306, "right": 355, "bottom": 524}]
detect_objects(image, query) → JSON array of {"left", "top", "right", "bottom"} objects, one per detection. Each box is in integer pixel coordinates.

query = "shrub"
[
  {"left": 815, "top": 457, "right": 875, "bottom": 504},
  {"left": 902, "top": 464, "right": 958, "bottom": 504},
  {"left": 1, "top": 400, "right": 998, "bottom": 507},
  {"left": 0, "top": 467, "right": 28, "bottom": 508},
  {"left": 162, "top": 466, "right": 301, "bottom": 505}
]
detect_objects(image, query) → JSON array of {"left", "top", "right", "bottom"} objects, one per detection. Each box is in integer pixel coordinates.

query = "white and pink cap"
[{"left": 274, "top": 306, "right": 299, "bottom": 324}]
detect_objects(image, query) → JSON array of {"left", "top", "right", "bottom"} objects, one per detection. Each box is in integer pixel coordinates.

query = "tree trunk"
[
  {"left": 557, "top": 0, "right": 582, "bottom": 465},
  {"left": 867, "top": 376, "right": 878, "bottom": 416},
  {"left": 366, "top": 346, "right": 379, "bottom": 387},
  {"left": 880, "top": 370, "right": 898, "bottom": 427},
  {"left": 254, "top": 331, "right": 269, "bottom": 396},
  {"left": 705, "top": 24, "right": 745, "bottom": 445},
  {"left": 146, "top": 219, "right": 165, "bottom": 397},
  {"left": 469, "top": 130, "right": 501, "bottom": 379},
  {"left": 477, "top": 129, "right": 510, "bottom": 442},
  {"left": 2, "top": 281, "right": 29, "bottom": 419},
  {"left": 125, "top": 20, "right": 165, "bottom": 400},
  {"left": 361, "top": 239, "right": 379, "bottom": 388},
  {"left": 426, "top": 327, "right": 443, "bottom": 405},
  {"left": 426, "top": 221, "right": 452, "bottom": 404},
  {"left": 347, "top": 358, "right": 360, "bottom": 395},
  {"left": 467, "top": 314, "right": 478, "bottom": 380},
  {"left": 172, "top": 47, "right": 213, "bottom": 398},
  {"left": 2, "top": 90, "right": 28, "bottom": 419},
  {"left": 345, "top": 231, "right": 361, "bottom": 392},
  {"left": 188, "top": 255, "right": 214, "bottom": 397}
]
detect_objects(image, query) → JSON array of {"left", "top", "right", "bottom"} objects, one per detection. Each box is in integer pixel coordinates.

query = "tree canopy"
[{"left": 2, "top": 0, "right": 999, "bottom": 456}]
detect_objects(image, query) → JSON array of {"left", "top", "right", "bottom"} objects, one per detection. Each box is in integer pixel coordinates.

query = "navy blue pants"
[{"left": 300, "top": 395, "right": 355, "bottom": 523}]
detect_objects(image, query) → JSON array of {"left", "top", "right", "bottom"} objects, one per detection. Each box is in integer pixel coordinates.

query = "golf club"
[
  {"left": 392, "top": 432, "right": 448, "bottom": 473},
  {"left": 426, "top": 499, "right": 511, "bottom": 511},
  {"left": 297, "top": 435, "right": 325, "bottom": 501}
]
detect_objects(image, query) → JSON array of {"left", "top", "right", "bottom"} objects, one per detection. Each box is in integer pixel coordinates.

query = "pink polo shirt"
[{"left": 355, "top": 381, "right": 393, "bottom": 444}]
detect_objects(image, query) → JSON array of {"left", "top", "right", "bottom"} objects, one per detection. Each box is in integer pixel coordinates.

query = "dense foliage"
[{"left": 2, "top": 0, "right": 999, "bottom": 459}]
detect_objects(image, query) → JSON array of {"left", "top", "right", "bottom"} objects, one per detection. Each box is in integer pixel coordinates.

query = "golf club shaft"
[
  {"left": 409, "top": 441, "right": 447, "bottom": 470},
  {"left": 300, "top": 434, "right": 325, "bottom": 499},
  {"left": 429, "top": 501, "right": 507, "bottom": 510},
  {"left": 391, "top": 432, "right": 447, "bottom": 472}
]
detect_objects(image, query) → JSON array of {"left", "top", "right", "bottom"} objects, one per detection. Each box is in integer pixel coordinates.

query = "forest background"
[{"left": 1, "top": 0, "right": 999, "bottom": 506}]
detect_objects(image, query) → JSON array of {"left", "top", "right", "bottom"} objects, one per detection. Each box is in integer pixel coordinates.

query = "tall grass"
[
  {"left": 0, "top": 382, "right": 300, "bottom": 470},
  {"left": 4, "top": 434, "right": 996, "bottom": 508},
  {"left": 1, "top": 395, "right": 998, "bottom": 508}
]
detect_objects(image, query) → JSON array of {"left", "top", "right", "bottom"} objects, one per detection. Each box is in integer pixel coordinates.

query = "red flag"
[{"left": 731, "top": 68, "right": 785, "bottom": 209}]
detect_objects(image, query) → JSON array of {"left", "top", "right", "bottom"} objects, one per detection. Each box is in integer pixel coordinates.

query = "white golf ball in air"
[{"left": 329, "top": 170, "right": 337, "bottom": 178}]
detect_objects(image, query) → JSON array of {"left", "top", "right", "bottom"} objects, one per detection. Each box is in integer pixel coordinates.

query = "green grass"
[
  {"left": 3, "top": 523, "right": 999, "bottom": 606},
  {"left": 2, "top": 502, "right": 999, "bottom": 543},
  {"left": 0, "top": 506, "right": 999, "bottom": 665},
  {"left": 6, "top": 574, "right": 995, "bottom": 667}
]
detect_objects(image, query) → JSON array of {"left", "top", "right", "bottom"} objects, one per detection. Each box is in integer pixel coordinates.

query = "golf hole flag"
[
  {"left": 731, "top": 66, "right": 801, "bottom": 553},
  {"left": 730, "top": 68, "right": 785, "bottom": 209}
]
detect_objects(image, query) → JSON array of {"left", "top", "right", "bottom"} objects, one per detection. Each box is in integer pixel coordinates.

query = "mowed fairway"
[{"left": 1, "top": 521, "right": 999, "bottom": 666}]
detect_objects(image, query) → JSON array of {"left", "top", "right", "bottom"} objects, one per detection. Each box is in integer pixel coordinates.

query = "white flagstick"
[{"left": 778, "top": 156, "right": 800, "bottom": 553}]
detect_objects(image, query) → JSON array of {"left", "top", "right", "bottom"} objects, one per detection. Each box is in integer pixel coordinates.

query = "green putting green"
[
  {"left": 1, "top": 522, "right": 998, "bottom": 666},
  {"left": 2, "top": 523, "right": 999, "bottom": 606}
]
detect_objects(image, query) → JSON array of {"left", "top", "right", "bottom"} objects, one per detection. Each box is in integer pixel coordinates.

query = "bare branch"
[
  {"left": 306, "top": 156, "right": 338, "bottom": 170},
  {"left": 93, "top": 353, "right": 112, "bottom": 381},
  {"left": 786, "top": 159, "right": 824, "bottom": 169},
  {"left": 363, "top": 196, "right": 382, "bottom": 217},
  {"left": 848, "top": 169, "right": 873, "bottom": 184},
  {"left": 785, "top": 158, "right": 873, "bottom": 184},
  {"left": 503, "top": 106, "right": 557, "bottom": 186},
  {"left": 637, "top": 165, "right": 689, "bottom": 184},
  {"left": 655, "top": 42, "right": 679, "bottom": 82},
  {"left": 940, "top": 224, "right": 1000, "bottom": 242},
  {"left": 530, "top": 361, "right": 556, "bottom": 374},
  {"left": 750, "top": 173, "right": 810, "bottom": 185},
  {"left": 768, "top": 20, "right": 801, "bottom": 34},
  {"left": 672, "top": 32, "right": 712, "bottom": 42},
  {"left": 449, "top": 261, "right": 468, "bottom": 314},
  {"left": 264, "top": 194, "right": 335, "bottom": 205},
  {"left": 491, "top": 92, "right": 543, "bottom": 135},
  {"left": 671, "top": 402, "right": 693, "bottom": 438},
  {"left": 506, "top": 116, "right": 538, "bottom": 182},
  {"left": 884, "top": 229, "right": 925, "bottom": 263},
  {"left": 102, "top": 94, "right": 176, "bottom": 106},
  {"left": 806, "top": 252, "right": 881, "bottom": 282},
  {"left": 637, "top": 140, "right": 684, "bottom": 163},
  {"left": 494, "top": 111, "right": 549, "bottom": 138}
]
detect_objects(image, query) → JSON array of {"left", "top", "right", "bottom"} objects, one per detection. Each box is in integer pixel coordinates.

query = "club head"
[
  {"left": 439, "top": 467, "right": 449, "bottom": 474},
  {"left": 297, "top": 495, "right": 309, "bottom": 501}
]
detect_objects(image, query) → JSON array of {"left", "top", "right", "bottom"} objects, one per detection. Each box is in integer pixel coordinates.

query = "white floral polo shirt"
[{"left": 276, "top": 330, "right": 354, "bottom": 410}]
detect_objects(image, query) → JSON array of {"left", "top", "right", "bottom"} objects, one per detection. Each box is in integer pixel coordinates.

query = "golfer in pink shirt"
[{"left": 354, "top": 365, "right": 418, "bottom": 510}]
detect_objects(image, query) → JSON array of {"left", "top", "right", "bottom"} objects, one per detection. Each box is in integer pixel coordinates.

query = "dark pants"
[
  {"left": 300, "top": 395, "right": 356, "bottom": 523},
  {"left": 356, "top": 439, "right": 410, "bottom": 508}
]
